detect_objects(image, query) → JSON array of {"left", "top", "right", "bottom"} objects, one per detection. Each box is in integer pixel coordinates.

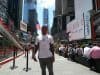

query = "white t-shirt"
[
  {"left": 83, "top": 47, "right": 91, "bottom": 58},
  {"left": 35, "top": 34, "right": 54, "bottom": 58},
  {"left": 59, "top": 45, "right": 65, "bottom": 52}
]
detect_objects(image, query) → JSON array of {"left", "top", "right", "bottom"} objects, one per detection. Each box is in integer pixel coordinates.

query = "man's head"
[{"left": 41, "top": 26, "right": 48, "bottom": 35}]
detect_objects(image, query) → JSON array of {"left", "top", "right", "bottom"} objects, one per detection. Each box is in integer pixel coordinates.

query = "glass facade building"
[{"left": 22, "top": 0, "right": 37, "bottom": 34}]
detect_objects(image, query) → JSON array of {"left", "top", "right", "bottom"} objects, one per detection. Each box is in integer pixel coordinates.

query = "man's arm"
[
  {"left": 34, "top": 44, "right": 39, "bottom": 55},
  {"left": 50, "top": 43, "right": 55, "bottom": 56},
  {"left": 50, "top": 43, "right": 55, "bottom": 62},
  {"left": 33, "top": 36, "right": 39, "bottom": 55},
  {"left": 32, "top": 36, "right": 39, "bottom": 61},
  {"left": 32, "top": 44, "right": 39, "bottom": 61},
  {"left": 49, "top": 35, "right": 55, "bottom": 62}
]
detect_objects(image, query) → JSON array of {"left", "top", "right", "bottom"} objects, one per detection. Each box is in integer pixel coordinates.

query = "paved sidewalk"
[{"left": 0, "top": 52, "right": 99, "bottom": 75}]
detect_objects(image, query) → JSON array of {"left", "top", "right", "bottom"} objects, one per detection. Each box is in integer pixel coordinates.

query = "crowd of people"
[{"left": 58, "top": 42, "right": 100, "bottom": 72}]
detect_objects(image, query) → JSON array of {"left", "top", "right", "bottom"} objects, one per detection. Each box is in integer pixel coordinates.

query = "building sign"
[
  {"left": 84, "top": 11, "right": 91, "bottom": 39},
  {"left": 20, "top": 21, "right": 27, "bottom": 32}
]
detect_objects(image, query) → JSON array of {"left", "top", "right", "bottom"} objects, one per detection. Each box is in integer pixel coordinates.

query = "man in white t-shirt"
[
  {"left": 33, "top": 26, "right": 54, "bottom": 75},
  {"left": 84, "top": 46, "right": 91, "bottom": 58}
]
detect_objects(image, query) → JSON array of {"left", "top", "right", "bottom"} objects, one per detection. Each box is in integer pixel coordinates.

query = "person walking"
[{"left": 33, "top": 26, "right": 55, "bottom": 75}]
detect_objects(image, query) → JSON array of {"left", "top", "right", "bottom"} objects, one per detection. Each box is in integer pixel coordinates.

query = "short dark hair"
[{"left": 42, "top": 26, "right": 48, "bottom": 29}]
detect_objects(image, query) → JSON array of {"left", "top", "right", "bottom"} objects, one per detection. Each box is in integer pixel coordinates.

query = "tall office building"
[
  {"left": 43, "top": 8, "right": 49, "bottom": 26},
  {"left": 8, "top": 0, "right": 23, "bottom": 31},
  {"left": 22, "top": 0, "right": 38, "bottom": 34},
  {"left": 92, "top": 0, "right": 100, "bottom": 11},
  {"left": 0, "top": 0, "right": 23, "bottom": 61},
  {"left": 0, "top": 0, "right": 23, "bottom": 31},
  {"left": 28, "top": 9, "right": 38, "bottom": 33},
  {"left": 55, "top": 0, "right": 75, "bottom": 30},
  {"left": 52, "top": 0, "right": 75, "bottom": 38},
  {"left": 55, "top": 0, "right": 62, "bottom": 16},
  {"left": 91, "top": 0, "right": 100, "bottom": 40},
  {"left": 55, "top": 0, "right": 74, "bottom": 16},
  {"left": 0, "top": 0, "right": 8, "bottom": 24}
]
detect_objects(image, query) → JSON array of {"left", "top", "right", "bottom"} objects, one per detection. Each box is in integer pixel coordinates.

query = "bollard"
[
  {"left": 10, "top": 47, "right": 18, "bottom": 70},
  {"left": 23, "top": 48, "right": 31, "bottom": 72}
]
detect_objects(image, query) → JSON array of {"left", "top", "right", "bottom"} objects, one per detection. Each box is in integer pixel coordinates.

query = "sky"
[{"left": 38, "top": 0, "right": 55, "bottom": 9}]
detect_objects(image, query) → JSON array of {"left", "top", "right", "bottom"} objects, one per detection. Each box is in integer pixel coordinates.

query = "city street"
[
  {"left": 0, "top": 52, "right": 99, "bottom": 75},
  {"left": 0, "top": 0, "right": 100, "bottom": 75}
]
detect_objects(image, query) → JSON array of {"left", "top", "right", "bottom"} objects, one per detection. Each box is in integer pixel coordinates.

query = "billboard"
[
  {"left": 67, "top": 18, "right": 85, "bottom": 41},
  {"left": 66, "top": 0, "right": 93, "bottom": 41}
]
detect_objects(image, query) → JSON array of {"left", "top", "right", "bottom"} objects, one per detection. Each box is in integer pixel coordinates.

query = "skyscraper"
[
  {"left": 28, "top": 9, "right": 38, "bottom": 33},
  {"left": 43, "top": 8, "right": 49, "bottom": 26},
  {"left": 0, "top": 0, "right": 23, "bottom": 31},
  {"left": 37, "top": 0, "right": 55, "bottom": 34},
  {"left": 8, "top": 0, "right": 23, "bottom": 30},
  {"left": 22, "top": 0, "right": 38, "bottom": 34},
  {"left": 0, "top": 0, "right": 8, "bottom": 24},
  {"left": 52, "top": 0, "right": 75, "bottom": 38},
  {"left": 55, "top": 0, "right": 75, "bottom": 30}
]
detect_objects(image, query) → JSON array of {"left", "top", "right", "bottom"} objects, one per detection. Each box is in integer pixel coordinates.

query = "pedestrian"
[
  {"left": 89, "top": 43, "right": 100, "bottom": 71},
  {"left": 33, "top": 26, "right": 55, "bottom": 75},
  {"left": 76, "top": 45, "right": 84, "bottom": 56},
  {"left": 58, "top": 44, "right": 65, "bottom": 56},
  {"left": 83, "top": 44, "right": 91, "bottom": 58},
  {"left": 68, "top": 44, "right": 75, "bottom": 61}
]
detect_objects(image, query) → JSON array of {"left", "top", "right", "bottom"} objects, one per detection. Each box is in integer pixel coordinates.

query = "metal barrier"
[
  {"left": 0, "top": 23, "right": 24, "bottom": 70},
  {"left": 0, "top": 23, "right": 32, "bottom": 72},
  {"left": 23, "top": 47, "right": 31, "bottom": 72},
  {"left": 10, "top": 47, "right": 18, "bottom": 70}
]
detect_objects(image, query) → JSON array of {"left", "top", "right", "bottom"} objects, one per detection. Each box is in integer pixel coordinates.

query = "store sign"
[
  {"left": 20, "top": 21, "right": 27, "bottom": 32},
  {"left": 84, "top": 12, "right": 91, "bottom": 39}
]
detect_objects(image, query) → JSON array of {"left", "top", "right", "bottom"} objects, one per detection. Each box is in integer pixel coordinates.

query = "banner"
[
  {"left": 67, "top": 18, "right": 85, "bottom": 41},
  {"left": 84, "top": 12, "right": 91, "bottom": 39}
]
